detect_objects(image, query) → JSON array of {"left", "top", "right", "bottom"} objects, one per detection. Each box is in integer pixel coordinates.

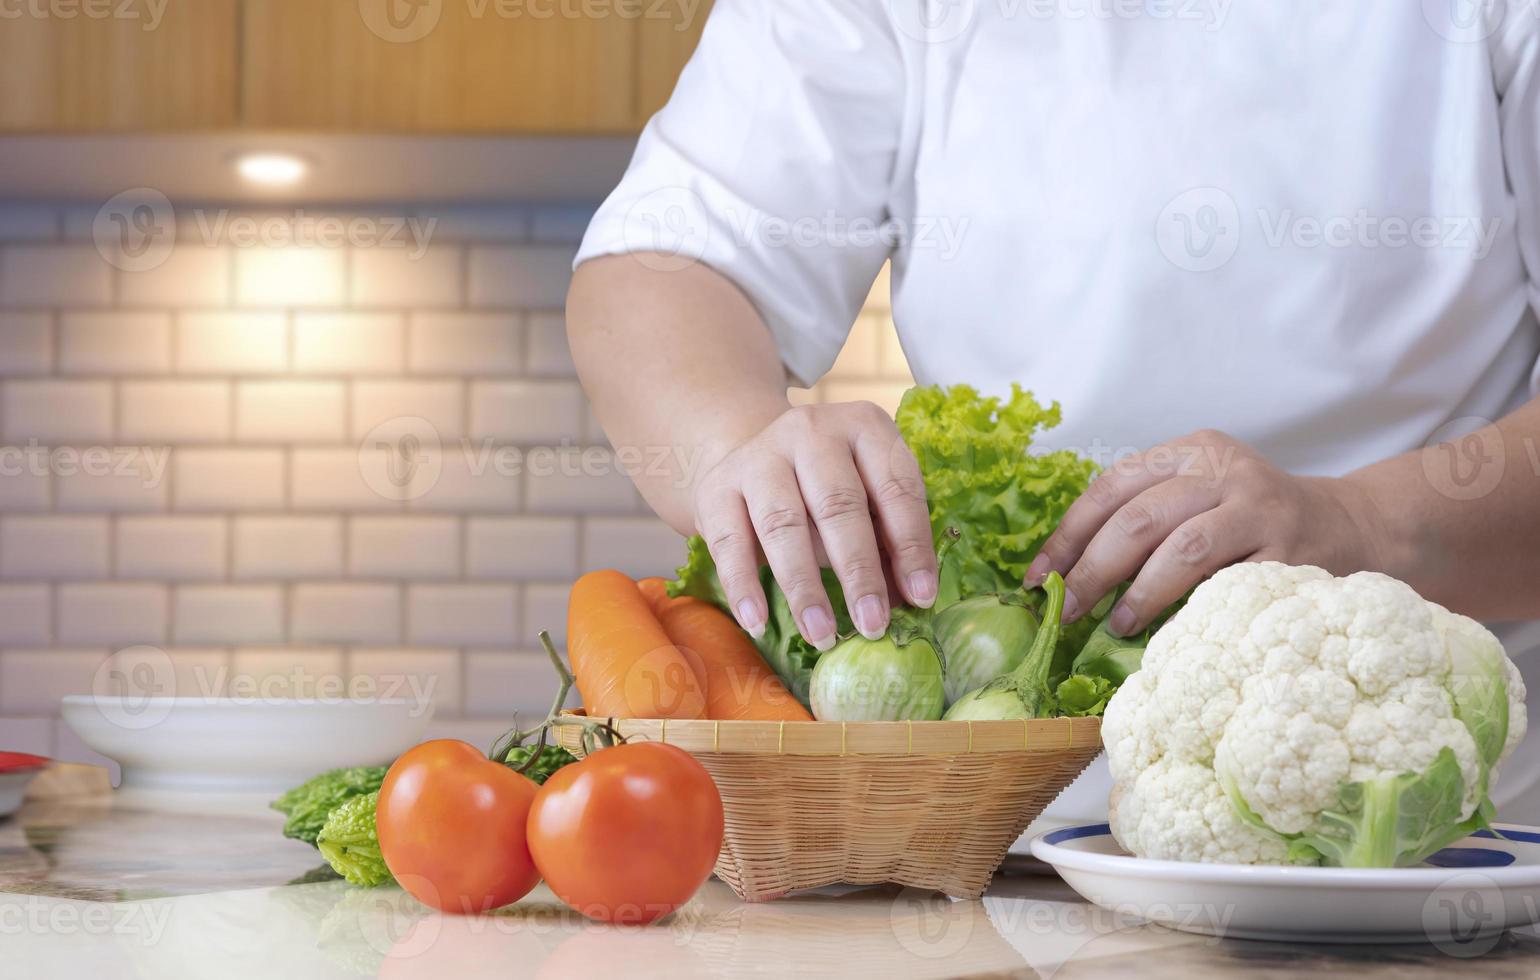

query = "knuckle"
[
  {"left": 1171, "top": 524, "right": 1215, "bottom": 565},
  {"left": 873, "top": 474, "right": 925, "bottom": 507},
  {"left": 1187, "top": 428, "right": 1232, "bottom": 449},
  {"left": 776, "top": 405, "right": 818, "bottom": 437},
  {"left": 755, "top": 505, "right": 808, "bottom": 539},
  {"left": 836, "top": 553, "right": 882, "bottom": 583},
  {"left": 777, "top": 573, "right": 824, "bottom": 601},
  {"left": 889, "top": 538, "right": 934, "bottom": 567},
  {"left": 1114, "top": 501, "right": 1158, "bottom": 538},
  {"left": 704, "top": 527, "right": 750, "bottom": 558},
  {"left": 1083, "top": 471, "right": 1123, "bottom": 508},
  {"left": 809, "top": 485, "right": 869, "bottom": 524},
  {"left": 1068, "top": 556, "right": 1104, "bottom": 592}
]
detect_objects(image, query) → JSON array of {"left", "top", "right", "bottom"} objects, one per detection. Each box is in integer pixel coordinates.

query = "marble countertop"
[{"left": 5, "top": 771, "right": 1540, "bottom": 978}]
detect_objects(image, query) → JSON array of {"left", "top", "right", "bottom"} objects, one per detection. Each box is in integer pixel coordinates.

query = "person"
[{"left": 566, "top": 2, "right": 1540, "bottom": 813}]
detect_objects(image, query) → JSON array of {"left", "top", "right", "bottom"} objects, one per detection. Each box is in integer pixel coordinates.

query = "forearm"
[
  {"left": 1345, "top": 394, "right": 1540, "bottom": 619},
  {"left": 566, "top": 254, "right": 793, "bottom": 534}
]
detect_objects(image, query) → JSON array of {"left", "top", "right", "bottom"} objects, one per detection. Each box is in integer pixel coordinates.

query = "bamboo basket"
[{"left": 554, "top": 715, "right": 1102, "bottom": 902}]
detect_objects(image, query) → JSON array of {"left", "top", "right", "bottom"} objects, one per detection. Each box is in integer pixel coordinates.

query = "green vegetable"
[
  {"left": 271, "top": 766, "right": 387, "bottom": 846},
  {"left": 316, "top": 790, "right": 392, "bottom": 888},
  {"left": 935, "top": 592, "right": 1038, "bottom": 705},
  {"left": 1053, "top": 674, "right": 1117, "bottom": 717},
  {"left": 808, "top": 610, "right": 944, "bottom": 721},
  {"left": 945, "top": 573, "right": 1067, "bottom": 720},
  {"left": 896, "top": 385, "right": 1095, "bottom": 598},
  {"left": 503, "top": 744, "right": 578, "bottom": 784}
]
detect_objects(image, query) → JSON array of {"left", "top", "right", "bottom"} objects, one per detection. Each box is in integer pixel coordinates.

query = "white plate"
[
  {"left": 1031, "top": 822, "right": 1540, "bottom": 944},
  {"left": 61, "top": 696, "right": 434, "bottom": 804}
]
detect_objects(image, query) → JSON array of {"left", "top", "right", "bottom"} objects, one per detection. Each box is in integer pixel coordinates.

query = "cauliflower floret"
[
  {"left": 1109, "top": 757, "right": 1298, "bottom": 865},
  {"left": 1105, "top": 561, "right": 1528, "bottom": 867}
]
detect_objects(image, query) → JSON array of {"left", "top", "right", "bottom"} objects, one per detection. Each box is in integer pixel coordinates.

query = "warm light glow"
[{"left": 235, "top": 153, "right": 309, "bottom": 187}]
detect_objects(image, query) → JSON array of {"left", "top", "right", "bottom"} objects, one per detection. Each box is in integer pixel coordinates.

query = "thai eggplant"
[
  {"left": 935, "top": 592, "right": 1039, "bottom": 706},
  {"left": 809, "top": 610, "right": 945, "bottom": 721},
  {"left": 944, "top": 573, "right": 1068, "bottom": 720}
]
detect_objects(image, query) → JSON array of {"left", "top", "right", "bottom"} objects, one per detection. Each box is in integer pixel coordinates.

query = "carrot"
[
  {"left": 567, "top": 570, "right": 706, "bottom": 720},
  {"left": 657, "top": 600, "right": 813, "bottom": 722},
  {"left": 636, "top": 577, "right": 686, "bottom": 619}
]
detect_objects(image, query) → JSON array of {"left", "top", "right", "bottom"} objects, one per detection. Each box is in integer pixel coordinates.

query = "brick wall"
[{"left": 0, "top": 201, "right": 912, "bottom": 770}]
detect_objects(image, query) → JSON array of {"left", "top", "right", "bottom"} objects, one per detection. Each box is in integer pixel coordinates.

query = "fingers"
[
  {"left": 1027, "top": 451, "right": 1177, "bottom": 589},
  {"left": 1111, "top": 505, "right": 1259, "bottom": 634},
  {"left": 742, "top": 458, "right": 839, "bottom": 651},
  {"left": 1059, "top": 476, "right": 1222, "bottom": 623},
  {"left": 694, "top": 484, "right": 768, "bottom": 638},
  {"left": 794, "top": 443, "right": 891, "bottom": 640},
  {"left": 847, "top": 413, "right": 938, "bottom": 609}
]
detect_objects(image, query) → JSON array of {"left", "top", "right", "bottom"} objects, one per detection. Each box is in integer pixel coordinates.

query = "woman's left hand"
[{"left": 1025, "top": 429, "right": 1390, "bottom": 636}]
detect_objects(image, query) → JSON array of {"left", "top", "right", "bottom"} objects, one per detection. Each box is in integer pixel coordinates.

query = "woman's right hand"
[{"left": 690, "top": 400, "right": 939, "bottom": 650}]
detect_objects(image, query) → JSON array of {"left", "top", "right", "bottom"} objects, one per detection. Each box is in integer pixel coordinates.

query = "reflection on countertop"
[{"left": 4, "top": 780, "right": 1540, "bottom": 979}]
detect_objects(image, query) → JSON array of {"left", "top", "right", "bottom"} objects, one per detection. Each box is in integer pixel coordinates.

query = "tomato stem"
[{"left": 487, "top": 629, "right": 577, "bottom": 765}]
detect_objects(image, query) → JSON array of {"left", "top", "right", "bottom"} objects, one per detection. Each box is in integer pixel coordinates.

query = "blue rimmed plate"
[{"left": 1031, "top": 822, "right": 1540, "bottom": 944}]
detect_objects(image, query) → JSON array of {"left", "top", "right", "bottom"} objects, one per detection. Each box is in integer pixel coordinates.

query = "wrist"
[{"left": 1322, "top": 473, "right": 1409, "bottom": 579}]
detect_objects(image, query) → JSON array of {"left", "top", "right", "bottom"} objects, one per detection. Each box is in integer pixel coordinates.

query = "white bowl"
[{"left": 61, "top": 697, "right": 434, "bottom": 799}]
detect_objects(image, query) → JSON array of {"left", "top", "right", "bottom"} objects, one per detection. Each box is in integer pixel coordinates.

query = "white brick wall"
[{"left": 0, "top": 202, "right": 911, "bottom": 767}]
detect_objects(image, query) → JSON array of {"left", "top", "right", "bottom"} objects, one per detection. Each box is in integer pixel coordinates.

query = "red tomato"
[
  {"left": 377, "top": 739, "right": 541, "bottom": 913},
  {"left": 527, "top": 741, "right": 723, "bottom": 924}
]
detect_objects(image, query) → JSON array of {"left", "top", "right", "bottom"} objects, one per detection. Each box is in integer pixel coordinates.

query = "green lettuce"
[{"left": 896, "top": 384, "right": 1096, "bottom": 597}]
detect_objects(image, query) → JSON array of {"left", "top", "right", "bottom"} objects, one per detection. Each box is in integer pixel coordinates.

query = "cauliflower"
[{"left": 1103, "top": 562, "right": 1527, "bottom": 867}]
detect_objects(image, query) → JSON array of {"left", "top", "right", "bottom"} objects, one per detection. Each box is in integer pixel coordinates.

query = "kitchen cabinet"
[
  {"left": 241, "top": 0, "right": 637, "bottom": 133},
  {"left": 0, "top": 0, "right": 239, "bottom": 130},
  {"left": 637, "top": 0, "right": 712, "bottom": 123},
  {"left": 0, "top": 0, "right": 706, "bottom": 134}
]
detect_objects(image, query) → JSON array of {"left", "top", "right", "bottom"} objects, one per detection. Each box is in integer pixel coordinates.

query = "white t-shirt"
[{"left": 576, "top": 0, "right": 1540, "bottom": 815}]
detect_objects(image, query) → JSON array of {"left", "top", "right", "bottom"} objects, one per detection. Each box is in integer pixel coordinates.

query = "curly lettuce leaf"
[
  {"left": 896, "top": 384, "right": 1096, "bottom": 596},
  {"left": 1054, "top": 674, "right": 1117, "bottom": 717}
]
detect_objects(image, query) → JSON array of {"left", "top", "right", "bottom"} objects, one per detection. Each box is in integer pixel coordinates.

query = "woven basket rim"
[{"left": 555, "top": 712, "right": 1102, "bottom": 756}]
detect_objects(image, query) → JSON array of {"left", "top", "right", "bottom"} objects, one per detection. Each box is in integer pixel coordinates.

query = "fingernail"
[
  {"left": 1061, "top": 589, "right": 1082, "bottom": 623},
  {"left": 1025, "top": 553, "right": 1051, "bottom": 585},
  {"left": 736, "top": 599, "right": 766, "bottom": 639},
  {"left": 907, "top": 570, "right": 938, "bottom": 608},
  {"left": 853, "top": 594, "right": 888, "bottom": 640},
  {"left": 1109, "top": 602, "right": 1137, "bottom": 637},
  {"left": 800, "top": 605, "right": 836, "bottom": 651}
]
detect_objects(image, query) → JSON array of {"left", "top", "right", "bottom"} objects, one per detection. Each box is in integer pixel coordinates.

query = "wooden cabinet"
[
  {"left": 0, "top": 0, "right": 239, "bottom": 130},
  {"left": 0, "top": 0, "right": 706, "bottom": 133},
  {"left": 241, "top": 0, "right": 637, "bottom": 133},
  {"left": 636, "top": 0, "right": 712, "bottom": 124}
]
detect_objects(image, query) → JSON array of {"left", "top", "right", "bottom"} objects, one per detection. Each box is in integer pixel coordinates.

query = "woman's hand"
[
  {"left": 691, "top": 401, "right": 939, "bottom": 650},
  {"left": 1026, "top": 429, "right": 1390, "bottom": 636}
]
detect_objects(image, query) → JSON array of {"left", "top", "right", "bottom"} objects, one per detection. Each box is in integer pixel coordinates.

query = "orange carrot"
[
  {"left": 567, "top": 570, "right": 706, "bottom": 720},
  {"left": 657, "top": 600, "right": 813, "bottom": 722},
  {"left": 636, "top": 577, "right": 686, "bottom": 619}
]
